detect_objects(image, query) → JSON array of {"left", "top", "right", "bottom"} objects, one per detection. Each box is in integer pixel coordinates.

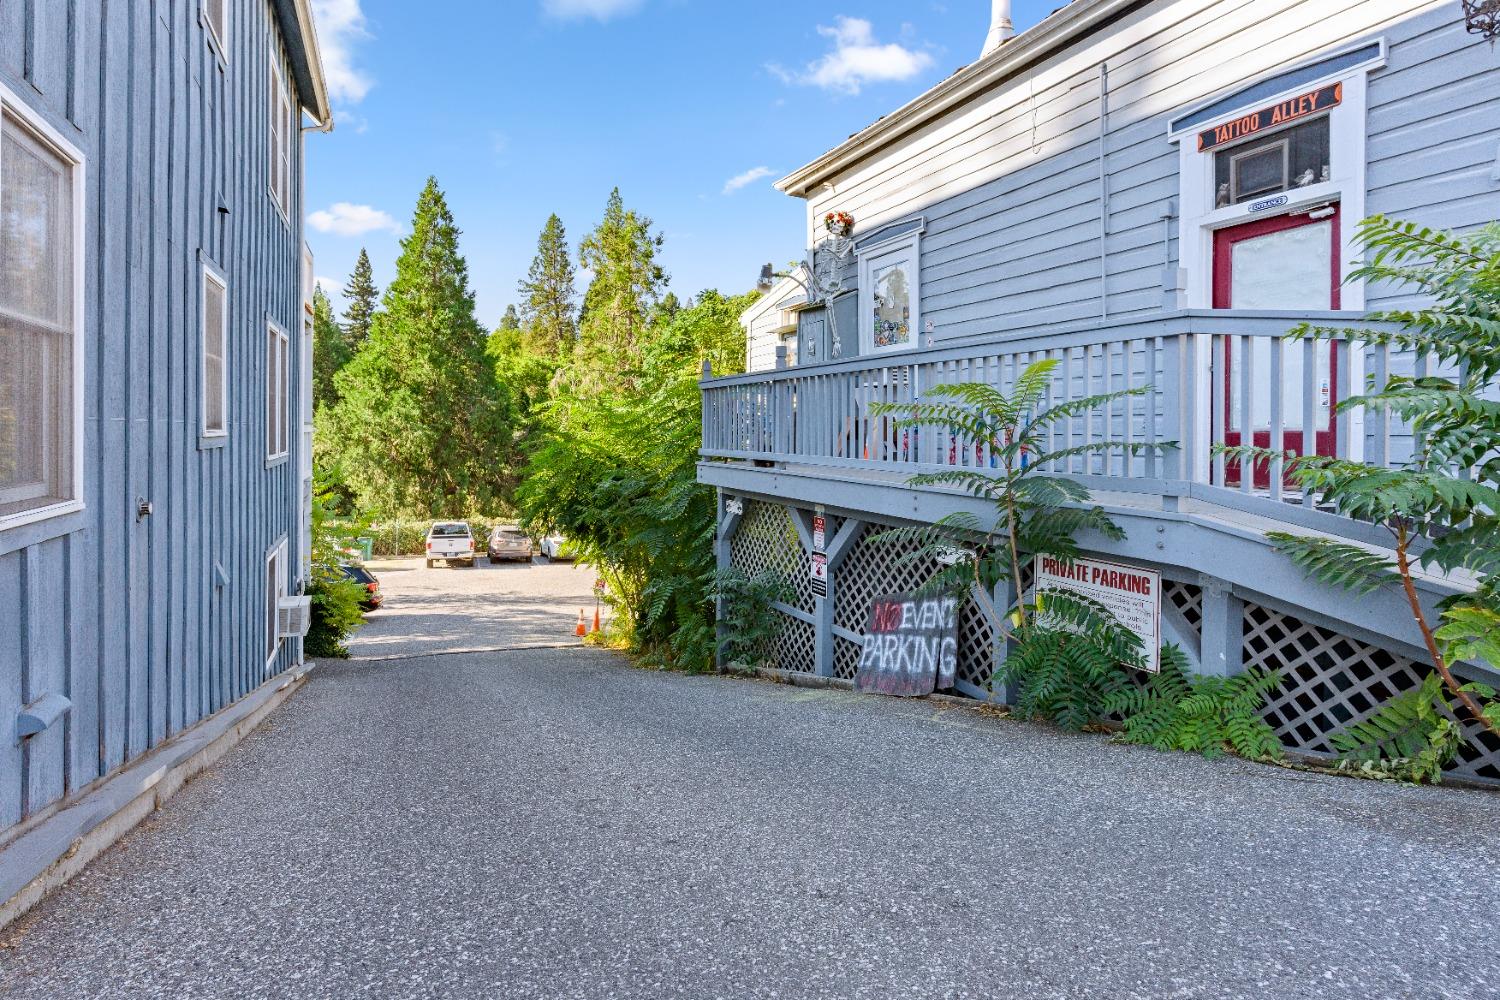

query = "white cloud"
[
  {"left": 314, "top": 275, "right": 343, "bottom": 298},
  {"left": 307, "top": 202, "right": 400, "bottom": 237},
  {"left": 311, "top": 0, "right": 374, "bottom": 105},
  {"left": 542, "top": 0, "right": 645, "bottom": 21},
  {"left": 336, "top": 110, "right": 369, "bottom": 135},
  {"left": 770, "top": 17, "right": 934, "bottom": 95},
  {"left": 723, "top": 166, "right": 777, "bottom": 195}
]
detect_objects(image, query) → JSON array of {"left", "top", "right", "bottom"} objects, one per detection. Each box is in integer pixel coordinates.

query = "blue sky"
[{"left": 306, "top": 0, "right": 1058, "bottom": 324}]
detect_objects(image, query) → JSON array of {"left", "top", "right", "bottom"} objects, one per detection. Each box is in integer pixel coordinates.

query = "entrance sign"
[
  {"left": 810, "top": 552, "right": 828, "bottom": 598},
  {"left": 855, "top": 594, "right": 959, "bottom": 697},
  {"left": 1037, "top": 557, "right": 1161, "bottom": 673},
  {"left": 1196, "top": 82, "right": 1342, "bottom": 152},
  {"left": 812, "top": 510, "right": 826, "bottom": 553}
]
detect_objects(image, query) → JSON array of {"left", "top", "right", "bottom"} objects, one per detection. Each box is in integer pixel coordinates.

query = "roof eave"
[
  {"left": 775, "top": 0, "right": 1136, "bottom": 198},
  {"left": 276, "top": 0, "right": 332, "bottom": 125}
]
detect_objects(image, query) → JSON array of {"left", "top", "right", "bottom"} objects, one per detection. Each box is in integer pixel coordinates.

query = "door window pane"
[{"left": 1228, "top": 221, "right": 1333, "bottom": 431}]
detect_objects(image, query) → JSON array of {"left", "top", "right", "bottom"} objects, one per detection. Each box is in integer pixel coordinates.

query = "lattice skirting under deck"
[
  {"left": 726, "top": 498, "right": 1499, "bottom": 785},
  {"left": 1246, "top": 602, "right": 1500, "bottom": 784}
]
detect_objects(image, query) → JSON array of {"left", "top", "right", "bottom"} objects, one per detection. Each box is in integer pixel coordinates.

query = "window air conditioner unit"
[{"left": 278, "top": 596, "right": 313, "bottom": 639}]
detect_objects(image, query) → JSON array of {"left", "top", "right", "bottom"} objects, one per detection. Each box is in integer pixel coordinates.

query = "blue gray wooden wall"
[
  {"left": 0, "top": 0, "right": 310, "bottom": 834},
  {"left": 792, "top": 2, "right": 1500, "bottom": 409}
]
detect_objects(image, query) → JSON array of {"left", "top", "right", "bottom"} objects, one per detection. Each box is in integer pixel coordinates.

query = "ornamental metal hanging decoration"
[{"left": 1465, "top": 0, "right": 1500, "bottom": 39}]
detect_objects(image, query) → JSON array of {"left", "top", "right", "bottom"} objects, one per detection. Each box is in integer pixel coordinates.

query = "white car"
[
  {"left": 425, "top": 522, "right": 476, "bottom": 568},
  {"left": 539, "top": 534, "right": 575, "bottom": 561}
]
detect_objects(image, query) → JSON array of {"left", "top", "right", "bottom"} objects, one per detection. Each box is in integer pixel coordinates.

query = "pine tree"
[
  {"left": 517, "top": 214, "right": 577, "bottom": 358},
  {"left": 342, "top": 247, "right": 378, "bottom": 346},
  {"left": 327, "top": 178, "right": 512, "bottom": 516},
  {"left": 576, "top": 188, "right": 666, "bottom": 381},
  {"left": 310, "top": 286, "right": 349, "bottom": 412},
  {"left": 498, "top": 304, "right": 521, "bottom": 332}
]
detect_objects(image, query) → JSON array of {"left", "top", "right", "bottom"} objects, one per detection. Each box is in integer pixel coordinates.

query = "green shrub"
[
  {"left": 305, "top": 574, "right": 365, "bottom": 659},
  {"left": 1229, "top": 217, "right": 1500, "bottom": 743},
  {"left": 304, "top": 480, "right": 370, "bottom": 658},
  {"left": 1105, "top": 647, "right": 1283, "bottom": 760},
  {"left": 1329, "top": 673, "right": 1466, "bottom": 784},
  {"left": 714, "top": 568, "right": 793, "bottom": 671},
  {"left": 997, "top": 591, "right": 1145, "bottom": 730}
]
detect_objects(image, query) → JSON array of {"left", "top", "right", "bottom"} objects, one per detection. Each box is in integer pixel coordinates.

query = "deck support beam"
[
  {"left": 1198, "top": 579, "right": 1244, "bottom": 678},
  {"left": 714, "top": 492, "right": 744, "bottom": 670}
]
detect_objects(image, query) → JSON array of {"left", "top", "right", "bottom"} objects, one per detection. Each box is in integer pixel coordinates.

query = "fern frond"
[{"left": 1264, "top": 533, "right": 1399, "bottom": 595}]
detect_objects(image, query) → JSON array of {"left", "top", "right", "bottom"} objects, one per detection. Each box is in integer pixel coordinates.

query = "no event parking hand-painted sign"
[{"left": 856, "top": 594, "right": 960, "bottom": 698}]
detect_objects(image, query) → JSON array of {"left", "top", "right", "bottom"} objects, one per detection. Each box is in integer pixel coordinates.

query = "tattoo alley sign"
[
  {"left": 1196, "top": 82, "right": 1342, "bottom": 152},
  {"left": 1037, "top": 556, "right": 1162, "bottom": 673},
  {"left": 856, "top": 594, "right": 959, "bottom": 697}
]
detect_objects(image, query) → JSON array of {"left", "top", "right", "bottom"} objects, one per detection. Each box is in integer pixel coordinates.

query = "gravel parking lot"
[
  {"left": 348, "top": 555, "right": 604, "bottom": 660},
  {"left": 3, "top": 564, "right": 1499, "bottom": 999}
]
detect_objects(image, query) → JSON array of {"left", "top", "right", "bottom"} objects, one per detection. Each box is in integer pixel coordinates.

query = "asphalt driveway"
[{"left": 2, "top": 567, "right": 1498, "bottom": 998}]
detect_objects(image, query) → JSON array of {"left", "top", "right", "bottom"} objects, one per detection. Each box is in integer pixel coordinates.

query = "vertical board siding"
[
  {"left": 798, "top": 0, "right": 1496, "bottom": 348},
  {"left": 0, "top": 0, "right": 310, "bottom": 834}
]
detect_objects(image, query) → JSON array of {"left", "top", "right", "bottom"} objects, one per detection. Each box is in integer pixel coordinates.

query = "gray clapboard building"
[
  {"left": 708, "top": 0, "right": 1500, "bottom": 780},
  {"left": 1, "top": 0, "right": 327, "bottom": 838}
]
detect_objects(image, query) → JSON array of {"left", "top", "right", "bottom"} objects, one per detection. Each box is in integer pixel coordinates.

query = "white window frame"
[
  {"left": 1169, "top": 42, "right": 1387, "bottom": 313},
  {"left": 200, "top": 261, "right": 229, "bottom": 441},
  {"left": 200, "top": 0, "right": 229, "bottom": 63},
  {"left": 302, "top": 243, "right": 315, "bottom": 316},
  {"left": 0, "top": 82, "right": 88, "bottom": 533},
  {"left": 857, "top": 227, "right": 922, "bottom": 357},
  {"left": 266, "top": 319, "right": 290, "bottom": 462},
  {"left": 266, "top": 537, "right": 287, "bottom": 666},
  {"left": 269, "top": 51, "right": 292, "bottom": 224},
  {"left": 1167, "top": 42, "right": 1386, "bottom": 483}
]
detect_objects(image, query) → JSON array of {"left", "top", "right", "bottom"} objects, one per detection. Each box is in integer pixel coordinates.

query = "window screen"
[
  {"left": 1215, "top": 116, "right": 1330, "bottom": 207},
  {"left": 1, "top": 109, "right": 76, "bottom": 519},
  {"left": 267, "top": 324, "right": 288, "bottom": 457},
  {"left": 266, "top": 544, "right": 283, "bottom": 660},
  {"left": 269, "top": 60, "right": 291, "bottom": 215},
  {"left": 203, "top": 269, "right": 227, "bottom": 435},
  {"left": 203, "top": 0, "right": 227, "bottom": 52}
]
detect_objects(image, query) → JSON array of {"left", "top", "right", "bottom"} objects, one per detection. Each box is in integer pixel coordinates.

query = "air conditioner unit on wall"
[{"left": 278, "top": 596, "right": 313, "bottom": 639}]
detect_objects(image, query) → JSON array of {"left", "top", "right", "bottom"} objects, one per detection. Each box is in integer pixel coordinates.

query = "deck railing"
[{"left": 702, "top": 311, "right": 1400, "bottom": 503}]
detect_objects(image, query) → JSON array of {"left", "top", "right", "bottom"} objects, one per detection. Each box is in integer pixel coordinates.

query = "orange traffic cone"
[
  {"left": 575, "top": 610, "right": 588, "bottom": 637},
  {"left": 593, "top": 606, "right": 602, "bottom": 634}
]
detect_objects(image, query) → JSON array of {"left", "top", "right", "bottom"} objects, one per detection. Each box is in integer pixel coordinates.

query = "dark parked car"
[
  {"left": 341, "top": 564, "right": 383, "bottom": 611},
  {"left": 487, "top": 526, "right": 536, "bottom": 564}
]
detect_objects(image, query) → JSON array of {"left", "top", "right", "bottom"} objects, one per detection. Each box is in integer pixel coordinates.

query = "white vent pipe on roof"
[{"left": 982, "top": 0, "right": 1015, "bottom": 57}]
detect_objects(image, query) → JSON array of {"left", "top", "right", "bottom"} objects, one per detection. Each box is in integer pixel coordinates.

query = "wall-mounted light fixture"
[{"left": 1465, "top": 0, "right": 1500, "bottom": 39}]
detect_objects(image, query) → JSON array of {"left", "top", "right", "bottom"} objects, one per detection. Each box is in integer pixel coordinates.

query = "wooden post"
[
  {"left": 817, "top": 517, "right": 864, "bottom": 678},
  {"left": 1198, "top": 579, "right": 1244, "bottom": 678},
  {"left": 714, "top": 492, "right": 743, "bottom": 671}
]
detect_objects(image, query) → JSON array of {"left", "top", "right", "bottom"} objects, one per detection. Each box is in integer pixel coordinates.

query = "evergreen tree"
[
  {"left": 327, "top": 178, "right": 511, "bottom": 516},
  {"left": 517, "top": 214, "right": 577, "bottom": 357},
  {"left": 310, "top": 286, "right": 349, "bottom": 412},
  {"left": 576, "top": 188, "right": 666, "bottom": 381},
  {"left": 498, "top": 304, "right": 521, "bottom": 333},
  {"left": 341, "top": 247, "right": 378, "bottom": 346}
]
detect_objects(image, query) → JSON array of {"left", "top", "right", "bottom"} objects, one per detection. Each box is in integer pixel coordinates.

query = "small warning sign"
[{"left": 810, "top": 551, "right": 828, "bottom": 598}]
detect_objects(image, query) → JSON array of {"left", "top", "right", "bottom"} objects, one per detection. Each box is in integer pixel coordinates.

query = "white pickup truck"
[{"left": 425, "top": 522, "right": 476, "bottom": 568}]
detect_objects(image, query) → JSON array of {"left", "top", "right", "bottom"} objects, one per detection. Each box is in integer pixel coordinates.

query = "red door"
[{"left": 1213, "top": 207, "right": 1341, "bottom": 488}]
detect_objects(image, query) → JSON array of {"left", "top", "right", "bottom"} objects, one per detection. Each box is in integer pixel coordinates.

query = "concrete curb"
[{"left": 0, "top": 665, "right": 313, "bottom": 932}]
